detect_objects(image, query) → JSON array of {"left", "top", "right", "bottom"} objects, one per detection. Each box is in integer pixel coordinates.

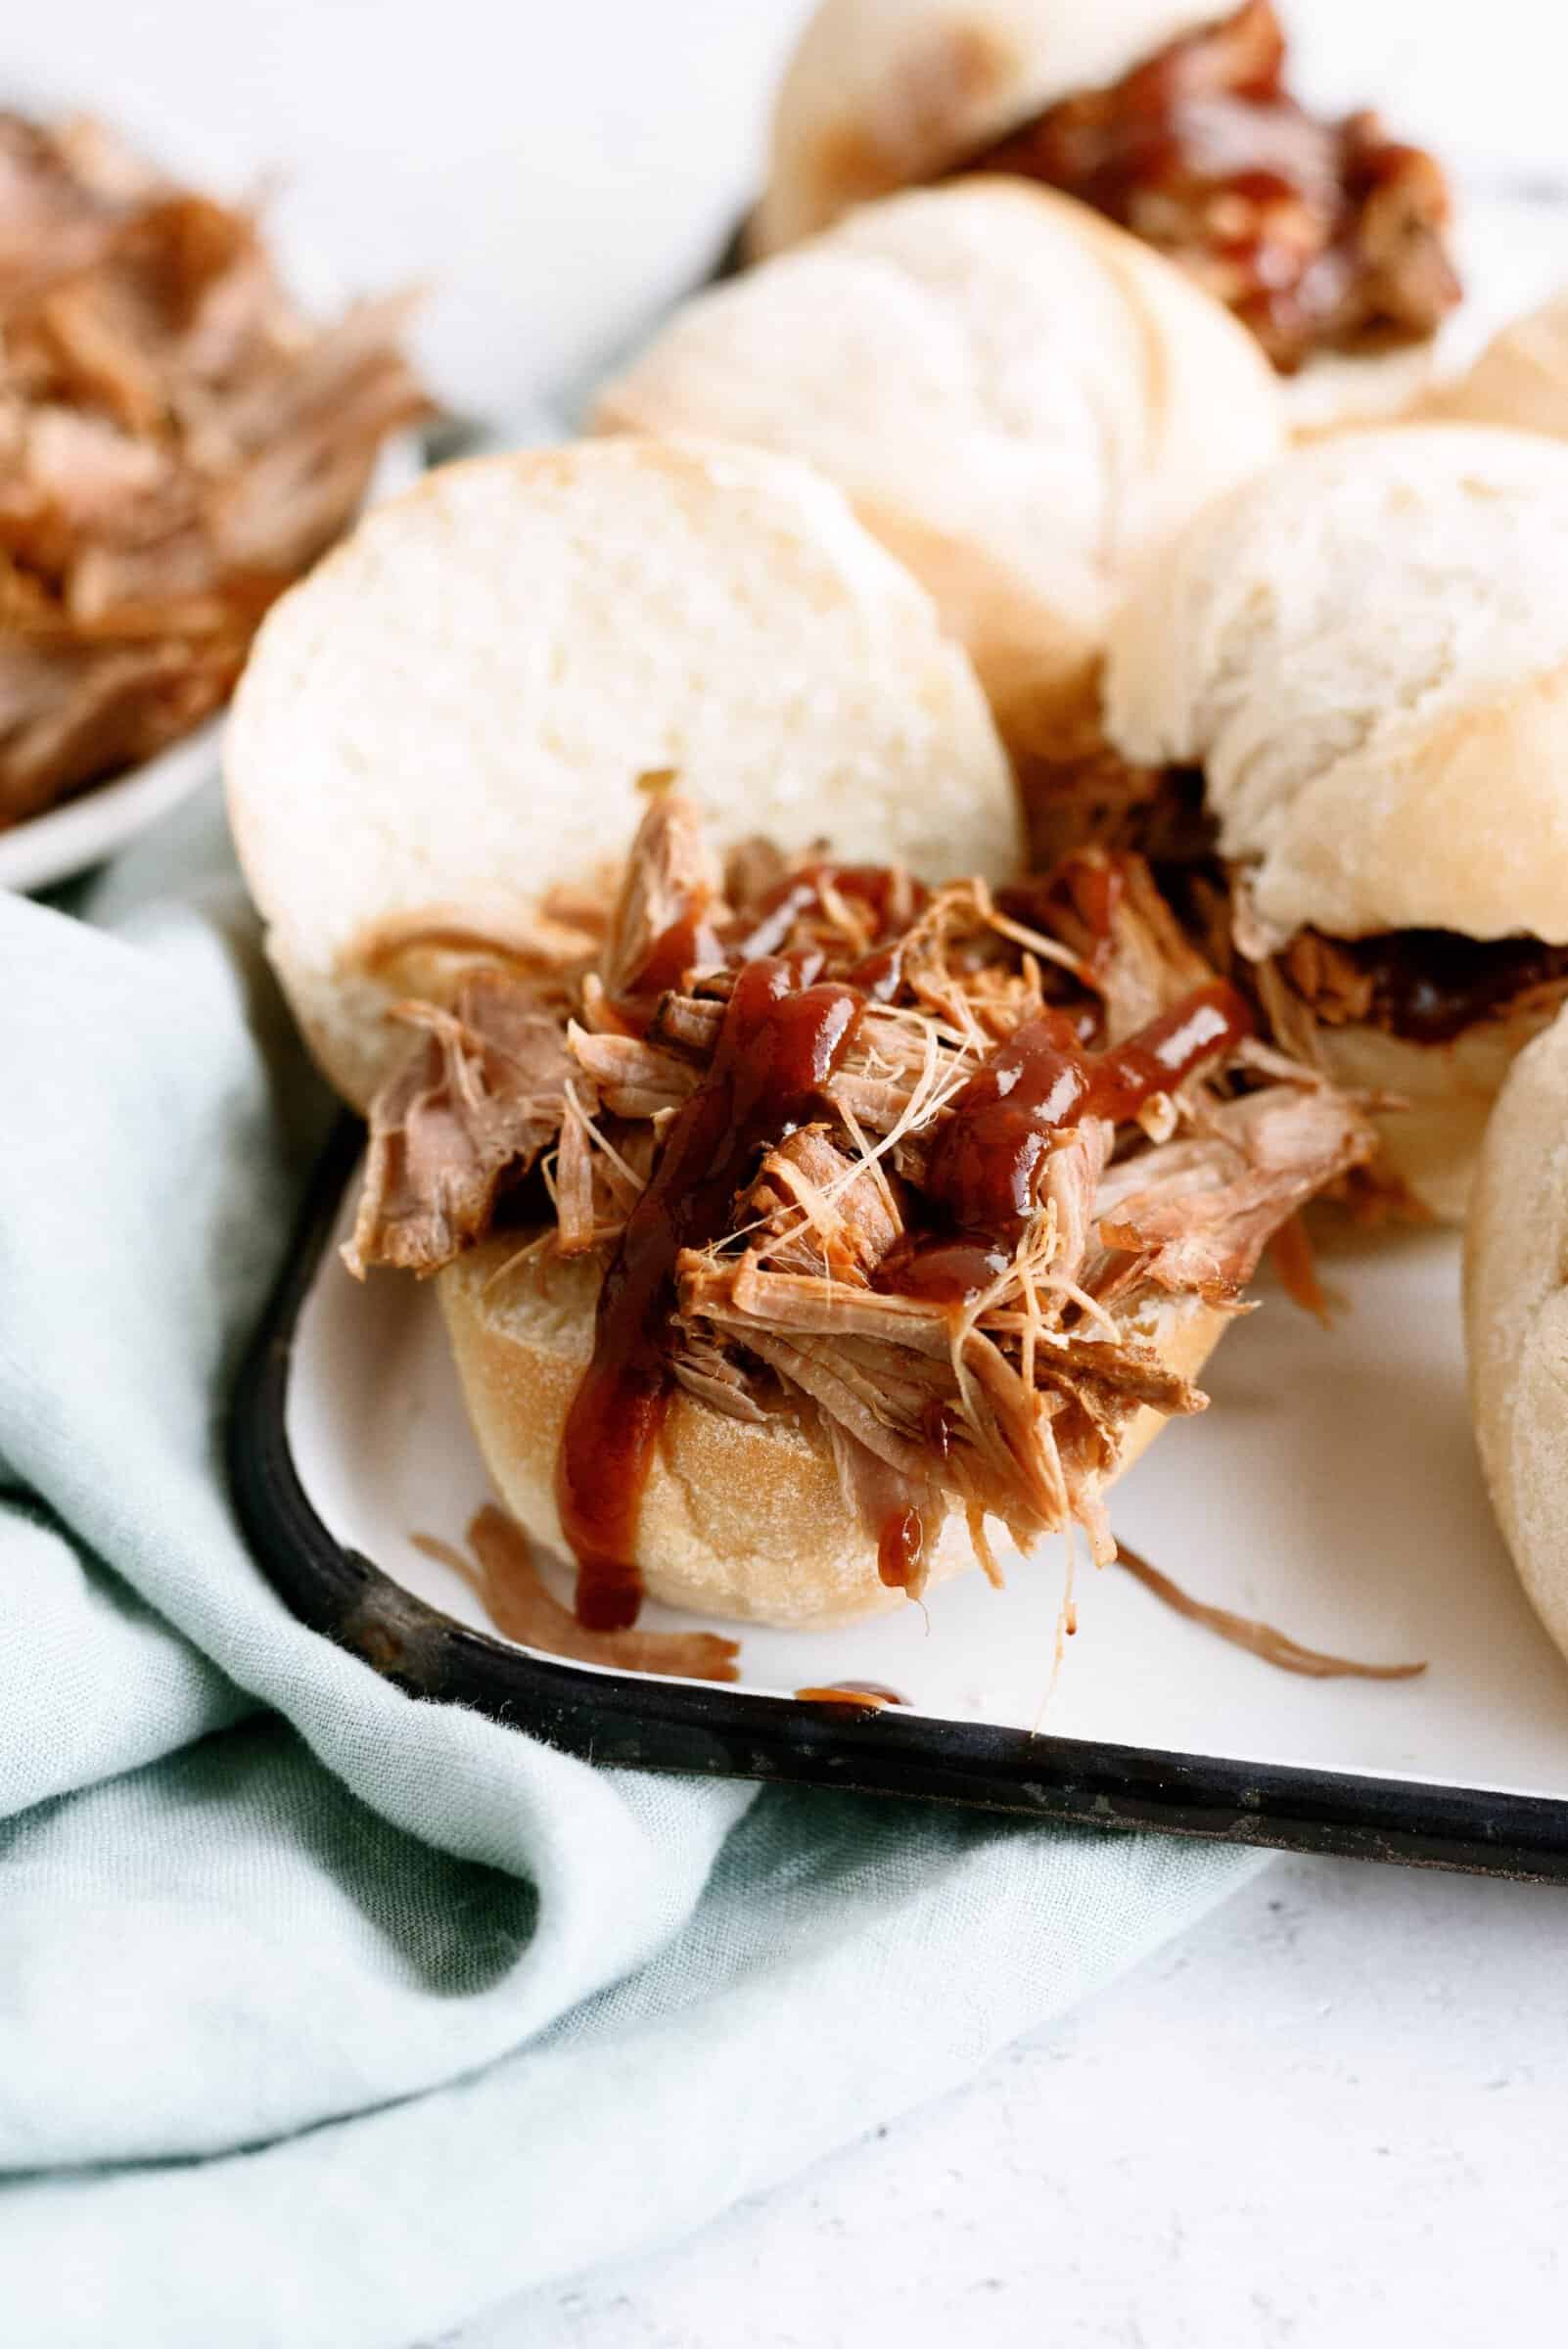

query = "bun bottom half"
[
  {"left": 438, "top": 1237, "right": 1227, "bottom": 1630},
  {"left": 1315, "top": 1006, "right": 1560, "bottom": 1227}
]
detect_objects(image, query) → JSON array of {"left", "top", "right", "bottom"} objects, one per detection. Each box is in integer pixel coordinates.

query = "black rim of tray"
[{"left": 229, "top": 1120, "right": 1568, "bottom": 1885}]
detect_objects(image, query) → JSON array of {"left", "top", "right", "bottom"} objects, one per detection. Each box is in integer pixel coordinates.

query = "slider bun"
[
  {"left": 1106, "top": 422, "right": 1568, "bottom": 1222},
  {"left": 750, "top": 0, "right": 1214, "bottom": 257},
  {"left": 1106, "top": 425, "right": 1568, "bottom": 949},
  {"left": 439, "top": 1237, "right": 1228, "bottom": 1629},
  {"left": 1465, "top": 1003, "right": 1568, "bottom": 1670},
  {"left": 225, "top": 437, "right": 1020, "bottom": 1109},
  {"left": 596, "top": 181, "right": 1284, "bottom": 770}
]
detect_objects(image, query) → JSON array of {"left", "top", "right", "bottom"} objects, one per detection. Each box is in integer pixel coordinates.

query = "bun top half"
[
  {"left": 225, "top": 437, "right": 1020, "bottom": 1106},
  {"left": 752, "top": 0, "right": 1212, "bottom": 255},
  {"left": 1104, "top": 425, "right": 1568, "bottom": 948},
  {"left": 597, "top": 181, "right": 1284, "bottom": 760}
]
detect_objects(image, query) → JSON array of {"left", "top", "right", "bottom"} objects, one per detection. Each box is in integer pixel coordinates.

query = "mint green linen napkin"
[{"left": 0, "top": 786, "right": 1263, "bottom": 2348}]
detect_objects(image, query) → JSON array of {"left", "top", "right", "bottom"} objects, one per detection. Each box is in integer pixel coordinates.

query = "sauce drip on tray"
[
  {"left": 556, "top": 955, "right": 865, "bottom": 1630},
  {"left": 794, "top": 1681, "right": 908, "bottom": 1710}
]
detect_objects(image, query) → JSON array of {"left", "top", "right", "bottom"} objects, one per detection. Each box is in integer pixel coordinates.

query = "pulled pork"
[
  {"left": 346, "top": 971, "right": 575, "bottom": 1276},
  {"left": 953, "top": 0, "right": 1460, "bottom": 374},
  {"left": 0, "top": 111, "right": 427, "bottom": 828},
  {"left": 1018, "top": 731, "right": 1568, "bottom": 1068},
  {"left": 351, "top": 791, "right": 1376, "bottom": 1625},
  {"left": 1277, "top": 926, "right": 1568, "bottom": 1050}
]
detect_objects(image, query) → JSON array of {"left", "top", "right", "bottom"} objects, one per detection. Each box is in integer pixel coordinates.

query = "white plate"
[
  {"left": 0, "top": 92, "right": 426, "bottom": 895},
  {"left": 0, "top": 434, "right": 422, "bottom": 896},
  {"left": 279, "top": 1172, "right": 1568, "bottom": 1815}
]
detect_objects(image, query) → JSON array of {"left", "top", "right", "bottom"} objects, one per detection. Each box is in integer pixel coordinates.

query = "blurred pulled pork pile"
[{"left": 0, "top": 111, "right": 426, "bottom": 829}]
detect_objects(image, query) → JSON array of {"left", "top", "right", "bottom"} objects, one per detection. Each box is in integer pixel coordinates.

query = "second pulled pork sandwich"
[
  {"left": 749, "top": 0, "right": 1463, "bottom": 430},
  {"left": 1097, "top": 424, "right": 1568, "bottom": 1225},
  {"left": 228, "top": 438, "right": 1372, "bottom": 1632}
]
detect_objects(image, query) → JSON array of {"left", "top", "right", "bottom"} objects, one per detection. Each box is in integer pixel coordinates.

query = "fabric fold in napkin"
[{"left": 0, "top": 786, "right": 1263, "bottom": 2349}]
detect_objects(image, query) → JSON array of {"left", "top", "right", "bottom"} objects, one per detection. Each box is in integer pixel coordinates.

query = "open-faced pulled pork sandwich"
[
  {"left": 1045, "top": 424, "right": 1568, "bottom": 1226},
  {"left": 227, "top": 438, "right": 1374, "bottom": 1631},
  {"left": 749, "top": 0, "right": 1466, "bottom": 432}
]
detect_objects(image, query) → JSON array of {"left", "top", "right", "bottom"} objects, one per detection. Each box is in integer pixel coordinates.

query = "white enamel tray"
[
  {"left": 231, "top": 1132, "right": 1568, "bottom": 1882},
  {"left": 229, "top": 178, "right": 1568, "bottom": 1882}
]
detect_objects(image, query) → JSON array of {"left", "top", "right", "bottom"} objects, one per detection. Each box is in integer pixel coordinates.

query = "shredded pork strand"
[
  {"left": 599, "top": 790, "right": 725, "bottom": 998},
  {"left": 1116, "top": 1542, "right": 1425, "bottom": 1682},
  {"left": 346, "top": 973, "right": 574, "bottom": 1277},
  {"left": 351, "top": 798, "right": 1379, "bottom": 1589},
  {"left": 0, "top": 111, "right": 426, "bottom": 827}
]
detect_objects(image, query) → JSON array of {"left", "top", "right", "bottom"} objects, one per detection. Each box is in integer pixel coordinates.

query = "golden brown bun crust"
[
  {"left": 438, "top": 1237, "right": 1226, "bottom": 1630},
  {"left": 1465, "top": 1004, "right": 1568, "bottom": 1673},
  {"left": 1315, "top": 1010, "right": 1561, "bottom": 1228}
]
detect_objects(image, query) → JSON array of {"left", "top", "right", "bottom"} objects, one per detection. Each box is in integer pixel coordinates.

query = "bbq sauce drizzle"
[
  {"left": 556, "top": 955, "right": 864, "bottom": 1631},
  {"left": 866, "top": 981, "right": 1251, "bottom": 1589},
  {"left": 910, "top": 983, "right": 1253, "bottom": 1271},
  {"left": 556, "top": 878, "right": 1251, "bottom": 1627},
  {"left": 950, "top": 0, "right": 1459, "bottom": 373},
  {"left": 727, "top": 861, "right": 924, "bottom": 967}
]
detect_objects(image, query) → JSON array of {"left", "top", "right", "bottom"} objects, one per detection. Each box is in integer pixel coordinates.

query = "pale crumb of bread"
[
  {"left": 1317, "top": 1010, "right": 1557, "bottom": 1226},
  {"left": 224, "top": 435, "right": 1021, "bottom": 1107}
]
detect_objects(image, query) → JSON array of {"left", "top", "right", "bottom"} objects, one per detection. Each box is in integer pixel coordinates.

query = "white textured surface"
[
  {"left": 14, "top": 3, "right": 1568, "bottom": 2341},
  {"left": 452, "top": 1853, "right": 1568, "bottom": 2349}
]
